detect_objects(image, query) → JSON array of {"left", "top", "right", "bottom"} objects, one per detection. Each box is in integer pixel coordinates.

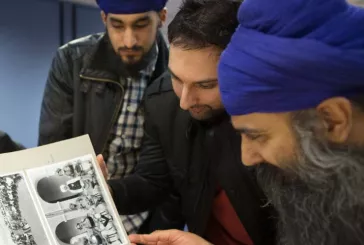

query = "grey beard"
[{"left": 257, "top": 119, "right": 364, "bottom": 245}]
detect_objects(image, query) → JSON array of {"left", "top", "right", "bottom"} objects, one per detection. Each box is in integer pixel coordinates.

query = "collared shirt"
[{"left": 106, "top": 45, "right": 158, "bottom": 234}]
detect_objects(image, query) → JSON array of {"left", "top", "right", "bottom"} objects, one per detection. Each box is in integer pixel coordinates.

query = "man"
[
  {"left": 38, "top": 0, "right": 170, "bottom": 234},
  {"left": 0, "top": 131, "right": 23, "bottom": 154},
  {"left": 101, "top": 0, "right": 276, "bottom": 244},
  {"left": 131, "top": 0, "right": 364, "bottom": 244}
]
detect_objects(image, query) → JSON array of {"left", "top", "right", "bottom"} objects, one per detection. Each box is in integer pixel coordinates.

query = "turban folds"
[
  {"left": 96, "top": 0, "right": 167, "bottom": 14},
  {"left": 218, "top": 0, "right": 364, "bottom": 116}
]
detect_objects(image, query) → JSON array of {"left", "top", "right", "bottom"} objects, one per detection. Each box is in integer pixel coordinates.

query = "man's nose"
[
  {"left": 241, "top": 141, "right": 264, "bottom": 166},
  {"left": 179, "top": 87, "right": 194, "bottom": 111},
  {"left": 123, "top": 29, "right": 137, "bottom": 48}
]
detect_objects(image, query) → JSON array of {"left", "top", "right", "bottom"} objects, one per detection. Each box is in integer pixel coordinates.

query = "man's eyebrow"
[
  {"left": 168, "top": 68, "right": 218, "bottom": 84},
  {"left": 110, "top": 17, "right": 123, "bottom": 24},
  {"left": 234, "top": 127, "right": 266, "bottom": 134},
  {"left": 134, "top": 16, "right": 151, "bottom": 23},
  {"left": 109, "top": 16, "right": 151, "bottom": 25},
  {"left": 195, "top": 79, "right": 218, "bottom": 84}
]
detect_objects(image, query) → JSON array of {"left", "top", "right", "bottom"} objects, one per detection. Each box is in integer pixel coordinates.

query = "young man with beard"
[
  {"left": 38, "top": 0, "right": 171, "bottom": 234},
  {"left": 99, "top": 0, "right": 277, "bottom": 244},
  {"left": 130, "top": 0, "right": 364, "bottom": 244}
]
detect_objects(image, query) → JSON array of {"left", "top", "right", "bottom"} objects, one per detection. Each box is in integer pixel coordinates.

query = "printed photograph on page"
[
  {"left": 26, "top": 155, "right": 129, "bottom": 245},
  {"left": 0, "top": 172, "right": 52, "bottom": 245}
]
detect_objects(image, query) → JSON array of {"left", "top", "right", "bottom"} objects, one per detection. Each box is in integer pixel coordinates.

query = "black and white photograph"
[
  {"left": 0, "top": 172, "right": 52, "bottom": 245},
  {"left": 26, "top": 155, "right": 129, "bottom": 245}
]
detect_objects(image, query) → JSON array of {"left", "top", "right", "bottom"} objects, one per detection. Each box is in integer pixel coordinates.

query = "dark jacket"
[
  {"left": 38, "top": 31, "right": 169, "bottom": 153},
  {"left": 0, "top": 131, "right": 24, "bottom": 154},
  {"left": 37, "top": 32, "right": 181, "bottom": 233},
  {"left": 109, "top": 72, "right": 277, "bottom": 245}
]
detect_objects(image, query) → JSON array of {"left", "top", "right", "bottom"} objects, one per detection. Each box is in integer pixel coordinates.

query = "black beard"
[
  {"left": 257, "top": 137, "right": 364, "bottom": 245},
  {"left": 105, "top": 31, "right": 158, "bottom": 78}
]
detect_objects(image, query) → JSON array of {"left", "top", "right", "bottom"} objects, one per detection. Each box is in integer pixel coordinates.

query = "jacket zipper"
[{"left": 79, "top": 74, "right": 125, "bottom": 154}]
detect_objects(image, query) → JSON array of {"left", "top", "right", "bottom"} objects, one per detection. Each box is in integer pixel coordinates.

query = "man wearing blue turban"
[
  {"left": 38, "top": 0, "right": 176, "bottom": 235},
  {"left": 217, "top": 0, "right": 364, "bottom": 245},
  {"left": 130, "top": 0, "right": 364, "bottom": 244}
]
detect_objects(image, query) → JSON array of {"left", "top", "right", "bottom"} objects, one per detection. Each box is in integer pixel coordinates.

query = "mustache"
[
  {"left": 190, "top": 105, "right": 212, "bottom": 109},
  {"left": 118, "top": 46, "right": 143, "bottom": 52}
]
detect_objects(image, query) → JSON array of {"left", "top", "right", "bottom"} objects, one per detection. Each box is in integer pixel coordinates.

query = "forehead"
[
  {"left": 107, "top": 11, "right": 155, "bottom": 24},
  {"left": 169, "top": 45, "right": 221, "bottom": 83},
  {"left": 231, "top": 113, "right": 291, "bottom": 130}
]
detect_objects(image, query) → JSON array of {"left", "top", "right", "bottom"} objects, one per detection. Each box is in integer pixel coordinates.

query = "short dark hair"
[{"left": 168, "top": 0, "right": 242, "bottom": 50}]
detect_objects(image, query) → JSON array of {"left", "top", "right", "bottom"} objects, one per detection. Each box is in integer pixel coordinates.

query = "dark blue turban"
[
  {"left": 218, "top": 0, "right": 364, "bottom": 116},
  {"left": 96, "top": 0, "right": 167, "bottom": 14}
]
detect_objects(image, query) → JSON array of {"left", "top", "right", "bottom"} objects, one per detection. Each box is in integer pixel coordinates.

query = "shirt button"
[{"left": 127, "top": 106, "right": 135, "bottom": 112}]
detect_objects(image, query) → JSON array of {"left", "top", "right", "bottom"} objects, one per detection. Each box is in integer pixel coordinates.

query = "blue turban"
[
  {"left": 218, "top": 0, "right": 364, "bottom": 116},
  {"left": 96, "top": 0, "right": 167, "bottom": 14}
]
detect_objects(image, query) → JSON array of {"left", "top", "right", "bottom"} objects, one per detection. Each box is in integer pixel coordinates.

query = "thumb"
[{"left": 96, "top": 154, "right": 108, "bottom": 180}]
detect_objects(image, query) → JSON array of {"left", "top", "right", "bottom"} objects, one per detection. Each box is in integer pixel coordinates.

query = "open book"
[{"left": 0, "top": 135, "right": 130, "bottom": 245}]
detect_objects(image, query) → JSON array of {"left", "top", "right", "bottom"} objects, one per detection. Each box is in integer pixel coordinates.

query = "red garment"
[{"left": 205, "top": 189, "right": 254, "bottom": 245}]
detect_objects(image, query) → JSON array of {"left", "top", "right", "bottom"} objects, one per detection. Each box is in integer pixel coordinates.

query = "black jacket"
[
  {"left": 109, "top": 72, "right": 277, "bottom": 245},
  {"left": 38, "top": 32, "right": 169, "bottom": 153},
  {"left": 37, "top": 32, "right": 180, "bottom": 233},
  {"left": 0, "top": 131, "right": 24, "bottom": 154}
]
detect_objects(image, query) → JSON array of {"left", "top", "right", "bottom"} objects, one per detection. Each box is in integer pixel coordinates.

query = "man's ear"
[
  {"left": 101, "top": 11, "right": 107, "bottom": 26},
  {"left": 158, "top": 7, "right": 167, "bottom": 27},
  {"left": 316, "top": 97, "right": 353, "bottom": 143}
]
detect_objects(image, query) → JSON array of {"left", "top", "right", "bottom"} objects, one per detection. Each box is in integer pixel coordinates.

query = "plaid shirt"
[{"left": 106, "top": 46, "right": 158, "bottom": 234}]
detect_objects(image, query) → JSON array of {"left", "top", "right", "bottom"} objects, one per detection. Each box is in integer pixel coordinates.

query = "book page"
[
  {"left": 0, "top": 136, "right": 130, "bottom": 245},
  {"left": 0, "top": 172, "right": 53, "bottom": 245},
  {"left": 26, "top": 155, "right": 129, "bottom": 245}
]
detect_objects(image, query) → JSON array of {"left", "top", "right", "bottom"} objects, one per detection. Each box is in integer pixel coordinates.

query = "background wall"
[{"left": 0, "top": 0, "right": 182, "bottom": 148}]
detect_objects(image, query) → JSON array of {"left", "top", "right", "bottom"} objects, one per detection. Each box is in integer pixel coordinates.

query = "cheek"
[
  {"left": 107, "top": 29, "right": 123, "bottom": 49},
  {"left": 261, "top": 133, "right": 297, "bottom": 166},
  {"left": 202, "top": 89, "right": 222, "bottom": 108},
  {"left": 138, "top": 26, "right": 158, "bottom": 46}
]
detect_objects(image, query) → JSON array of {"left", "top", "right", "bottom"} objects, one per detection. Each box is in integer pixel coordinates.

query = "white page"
[{"left": 0, "top": 135, "right": 130, "bottom": 245}]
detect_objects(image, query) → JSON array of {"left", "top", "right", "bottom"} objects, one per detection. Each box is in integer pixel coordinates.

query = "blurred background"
[
  {"left": 0, "top": 0, "right": 182, "bottom": 148},
  {"left": 0, "top": 0, "right": 363, "bottom": 148}
]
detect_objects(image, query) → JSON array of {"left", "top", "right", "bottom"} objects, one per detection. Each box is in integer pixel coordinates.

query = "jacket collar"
[{"left": 80, "top": 31, "right": 169, "bottom": 84}]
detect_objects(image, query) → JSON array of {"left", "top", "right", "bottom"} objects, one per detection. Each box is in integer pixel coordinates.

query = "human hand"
[
  {"left": 129, "top": 230, "right": 212, "bottom": 245},
  {"left": 96, "top": 154, "right": 113, "bottom": 195},
  {"left": 96, "top": 154, "right": 108, "bottom": 180}
]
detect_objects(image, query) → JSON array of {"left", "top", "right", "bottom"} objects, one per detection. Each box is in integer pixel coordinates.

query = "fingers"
[
  {"left": 129, "top": 230, "right": 179, "bottom": 245},
  {"left": 129, "top": 234, "right": 159, "bottom": 245},
  {"left": 96, "top": 154, "right": 108, "bottom": 180}
]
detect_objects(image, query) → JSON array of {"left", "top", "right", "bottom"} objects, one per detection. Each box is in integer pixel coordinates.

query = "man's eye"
[
  {"left": 246, "top": 134, "right": 262, "bottom": 141},
  {"left": 112, "top": 25, "right": 123, "bottom": 29},
  {"left": 198, "top": 84, "right": 216, "bottom": 89},
  {"left": 134, "top": 22, "right": 149, "bottom": 29}
]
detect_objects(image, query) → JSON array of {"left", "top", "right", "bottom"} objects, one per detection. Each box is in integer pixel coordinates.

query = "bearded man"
[
  {"left": 219, "top": 0, "right": 364, "bottom": 244},
  {"left": 130, "top": 0, "right": 364, "bottom": 244},
  {"left": 38, "top": 0, "right": 180, "bottom": 234}
]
